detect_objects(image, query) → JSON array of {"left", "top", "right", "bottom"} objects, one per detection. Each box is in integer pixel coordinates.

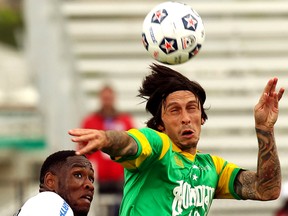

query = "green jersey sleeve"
[{"left": 117, "top": 128, "right": 171, "bottom": 171}]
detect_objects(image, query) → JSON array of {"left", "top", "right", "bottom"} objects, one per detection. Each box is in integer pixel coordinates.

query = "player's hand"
[
  {"left": 68, "top": 128, "right": 108, "bottom": 155},
  {"left": 254, "top": 77, "right": 285, "bottom": 131}
]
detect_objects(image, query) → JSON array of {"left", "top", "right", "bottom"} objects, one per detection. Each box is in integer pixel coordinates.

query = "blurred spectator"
[
  {"left": 80, "top": 85, "right": 135, "bottom": 216},
  {"left": 275, "top": 181, "right": 288, "bottom": 216}
]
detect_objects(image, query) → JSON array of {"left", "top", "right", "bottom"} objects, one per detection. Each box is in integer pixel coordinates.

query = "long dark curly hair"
[{"left": 138, "top": 63, "right": 208, "bottom": 131}]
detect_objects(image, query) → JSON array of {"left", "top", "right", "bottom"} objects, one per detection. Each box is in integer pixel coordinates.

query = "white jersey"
[{"left": 15, "top": 191, "right": 74, "bottom": 216}]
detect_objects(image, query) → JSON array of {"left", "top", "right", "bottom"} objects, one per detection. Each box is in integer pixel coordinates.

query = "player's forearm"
[
  {"left": 101, "top": 130, "right": 138, "bottom": 157},
  {"left": 254, "top": 127, "right": 281, "bottom": 200},
  {"left": 235, "top": 128, "right": 281, "bottom": 200}
]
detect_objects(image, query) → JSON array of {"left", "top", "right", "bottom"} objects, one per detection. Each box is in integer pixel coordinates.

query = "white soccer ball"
[{"left": 142, "top": 1, "right": 205, "bottom": 65}]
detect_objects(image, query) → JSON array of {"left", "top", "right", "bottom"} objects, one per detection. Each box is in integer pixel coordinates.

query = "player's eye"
[
  {"left": 74, "top": 173, "right": 83, "bottom": 179},
  {"left": 187, "top": 105, "right": 197, "bottom": 110},
  {"left": 169, "top": 107, "right": 179, "bottom": 113},
  {"left": 89, "top": 176, "right": 95, "bottom": 183}
]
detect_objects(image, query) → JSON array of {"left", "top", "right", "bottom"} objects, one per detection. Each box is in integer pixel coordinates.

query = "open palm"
[{"left": 254, "top": 77, "right": 284, "bottom": 130}]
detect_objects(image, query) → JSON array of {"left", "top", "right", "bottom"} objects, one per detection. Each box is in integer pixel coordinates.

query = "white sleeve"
[{"left": 16, "top": 192, "right": 74, "bottom": 216}]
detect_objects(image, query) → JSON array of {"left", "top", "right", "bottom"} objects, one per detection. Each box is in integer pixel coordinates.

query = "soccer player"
[
  {"left": 14, "top": 150, "right": 95, "bottom": 216},
  {"left": 69, "top": 64, "right": 284, "bottom": 216}
]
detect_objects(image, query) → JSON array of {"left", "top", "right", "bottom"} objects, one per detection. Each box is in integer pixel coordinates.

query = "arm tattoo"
[
  {"left": 102, "top": 130, "right": 138, "bottom": 157},
  {"left": 235, "top": 170, "right": 257, "bottom": 200},
  {"left": 235, "top": 128, "right": 281, "bottom": 200},
  {"left": 255, "top": 128, "right": 281, "bottom": 199}
]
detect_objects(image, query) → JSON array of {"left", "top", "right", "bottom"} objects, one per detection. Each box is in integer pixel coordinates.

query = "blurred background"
[{"left": 0, "top": 0, "right": 288, "bottom": 215}]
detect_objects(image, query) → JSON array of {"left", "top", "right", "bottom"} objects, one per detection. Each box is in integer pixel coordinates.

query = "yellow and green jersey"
[{"left": 114, "top": 128, "right": 242, "bottom": 216}]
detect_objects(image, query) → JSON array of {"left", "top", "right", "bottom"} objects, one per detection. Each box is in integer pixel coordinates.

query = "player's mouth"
[
  {"left": 80, "top": 194, "right": 93, "bottom": 204},
  {"left": 181, "top": 129, "right": 194, "bottom": 138}
]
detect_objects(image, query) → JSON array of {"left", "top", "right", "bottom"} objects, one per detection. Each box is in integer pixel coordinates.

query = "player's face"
[
  {"left": 161, "top": 90, "right": 203, "bottom": 154},
  {"left": 56, "top": 156, "right": 95, "bottom": 216}
]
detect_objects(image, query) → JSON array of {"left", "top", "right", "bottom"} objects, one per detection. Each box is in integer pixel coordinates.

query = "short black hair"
[
  {"left": 39, "top": 150, "right": 79, "bottom": 184},
  {"left": 138, "top": 63, "right": 208, "bottom": 130}
]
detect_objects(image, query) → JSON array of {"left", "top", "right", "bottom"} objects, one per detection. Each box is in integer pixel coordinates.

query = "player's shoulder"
[
  {"left": 15, "top": 191, "right": 74, "bottom": 216},
  {"left": 29, "top": 191, "right": 65, "bottom": 202},
  {"left": 130, "top": 127, "right": 170, "bottom": 141}
]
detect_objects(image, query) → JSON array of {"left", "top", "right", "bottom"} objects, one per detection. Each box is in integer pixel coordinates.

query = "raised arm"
[
  {"left": 68, "top": 129, "right": 138, "bottom": 157},
  {"left": 234, "top": 77, "right": 285, "bottom": 200}
]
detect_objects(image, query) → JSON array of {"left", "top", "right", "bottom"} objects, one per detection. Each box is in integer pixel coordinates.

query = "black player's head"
[
  {"left": 39, "top": 150, "right": 94, "bottom": 216},
  {"left": 39, "top": 150, "right": 78, "bottom": 185},
  {"left": 138, "top": 63, "right": 208, "bottom": 131}
]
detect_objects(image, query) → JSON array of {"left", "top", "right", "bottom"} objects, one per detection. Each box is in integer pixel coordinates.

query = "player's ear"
[
  {"left": 157, "top": 124, "right": 165, "bottom": 132},
  {"left": 201, "top": 118, "right": 205, "bottom": 125},
  {"left": 44, "top": 172, "right": 58, "bottom": 191}
]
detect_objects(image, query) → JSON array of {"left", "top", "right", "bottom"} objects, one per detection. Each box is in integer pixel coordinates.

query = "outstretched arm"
[
  {"left": 235, "top": 77, "right": 285, "bottom": 200},
  {"left": 68, "top": 129, "right": 138, "bottom": 157}
]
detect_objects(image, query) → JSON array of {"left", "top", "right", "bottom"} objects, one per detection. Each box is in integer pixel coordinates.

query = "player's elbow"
[
  {"left": 269, "top": 188, "right": 281, "bottom": 200},
  {"left": 260, "top": 188, "right": 281, "bottom": 201}
]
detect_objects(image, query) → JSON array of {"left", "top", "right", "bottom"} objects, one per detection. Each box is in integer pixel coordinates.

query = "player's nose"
[{"left": 84, "top": 178, "right": 95, "bottom": 192}]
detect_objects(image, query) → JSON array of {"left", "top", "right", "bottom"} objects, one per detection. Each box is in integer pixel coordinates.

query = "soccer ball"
[{"left": 142, "top": 1, "right": 205, "bottom": 65}]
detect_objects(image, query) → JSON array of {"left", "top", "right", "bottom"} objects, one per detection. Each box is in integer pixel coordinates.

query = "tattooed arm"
[
  {"left": 68, "top": 129, "right": 138, "bottom": 157},
  {"left": 235, "top": 128, "right": 281, "bottom": 200},
  {"left": 234, "top": 78, "right": 284, "bottom": 200}
]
